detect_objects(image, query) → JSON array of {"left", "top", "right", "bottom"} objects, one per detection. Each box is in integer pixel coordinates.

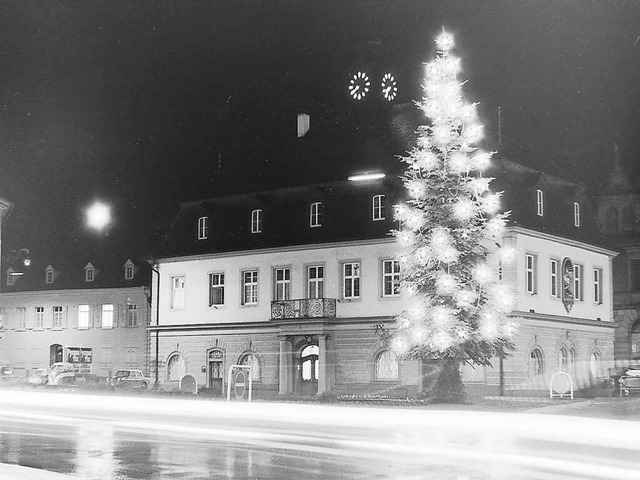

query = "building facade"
[{"left": 150, "top": 159, "right": 616, "bottom": 397}]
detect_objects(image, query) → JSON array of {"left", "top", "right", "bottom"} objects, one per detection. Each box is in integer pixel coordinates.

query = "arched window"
[
  {"left": 375, "top": 350, "right": 399, "bottom": 380},
  {"left": 530, "top": 348, "right": 544, "bottom": 376},
  {"left": 631, "top": 320, "right": 640, "bottom": 359},
  {"left": 166, "top": 353, "right": 186, "bottom": 381},
  {"left": 621, "top": 205, "right": 635, "bottom": 231},
  {"left": 605, "top": 206, "right": 619, "bottom": 234},
  {"left": 558, "top": 346, "right": 568, "bottom": 371},
  {"left": 589, "top": 351, "right": 601, "bottom": 379},
  {"left": 568, "top": 348, "right": 576, "bottom": 374},
  {"left": 301, "top": 345, "right": 319, "bottom": 381},
  {"left": 239, "top": 353, "right": 261, "bottom": 382}
]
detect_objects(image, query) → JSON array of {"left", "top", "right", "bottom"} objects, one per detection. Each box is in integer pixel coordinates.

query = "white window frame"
[
  {"left": 35, "top": 307, "right": 44, "bottom": 329},
  {"left": 171, "top": 276, "right": 185, "bottom": 309},
  {"left": 85, "top": 266, "right": 94, "bottom": 283},
  {"left": 53, "top": 306, "right": 64, "bottom": 329},
  {"left": 242, "top": 270, "right": 259, "bottom": 306},
  {"left": 197, "top": 216, "right": 208, "bottom": 240},
  {"left": 101, "top": 304, "right": 114, "bottom": 329},
  {"left": 124, "top": 263, "right": 134, "bottom": 280},
  {"left": 310, "top": 202, "right": 322, "bottom": 228},
  {"left": 274, "top": 268, "right": 291, "bottom": 301},
  {"left": 594, "top": 268, "right": 602, "bottom": 305},
  {"left": 78, "top": 305, "right": 90, "bottom": 330},
  {"left": 525, "top": 254, "right": 537, "bottom": 294},
  {"left": 251, "top": 209, "right": 262, "bottom": 234},
  {"left": 45, "top": 268, "right": 54, "bottom": 284},
  {"left": 127, "top": 304, "right": 138, "bottom": 327},
  {"left": 536, "top": 189, "right": 544, "bottom": 216},
  {"left": 373, "top": 194, "right": 386, "bottom": 221},
  {"left": 343, "top": 262, "right": 361, "bottom": 300},
  {"left": 550, "top": 259, "right": 559, "bottom": 298},
  {"left": 573, "top": 202, "right": 580, "bottom": 227},
  {"left": 574, "top": 264, "right": 583, "bottom": 301},
  {"left": 308, "top": 266, "right": 324, "bottom": 299},
  {"left": 209, "top": 273, "right": 225, "bottom": 306},
  {"left": 382, "top": 259, "right": 400, "bottom": 297}
]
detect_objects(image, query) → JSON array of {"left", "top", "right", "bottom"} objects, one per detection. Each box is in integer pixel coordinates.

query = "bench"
[{"left": 619, "top": 375, "right": 640, "bottom": 396}]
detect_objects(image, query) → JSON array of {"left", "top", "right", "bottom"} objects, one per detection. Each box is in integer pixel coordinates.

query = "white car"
[
  {"left": 107, "top": 369, "right": 150, "bottom": 389},
  {"left": 27, "top": 368, "right": 49, "bottom": 386}
]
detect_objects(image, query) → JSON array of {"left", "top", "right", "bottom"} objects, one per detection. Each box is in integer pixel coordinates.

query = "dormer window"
[
  {"left": 573, "top": 202, "right": 580, "bottom": 227},
  {"left": 197, "top": 216, "right": 208, "bottom": 240},
  {"left": 373, "top": 194, "right": 386, "bottom": 221},
  {"left": 251, "top": 209, "right": 262, "bottom": 234},
  {"left": 45, "top": 265, "right": 55, "bottom": 284},
  {"left": 536, "top": 189, "right": 544, "bottom": 216},
  {"left": 124, "top": 259, "right": 135, "bottom": 280},
  {"left": 85, "top": 263, "right": 95, "bottom": 282},
  {"left": 6, "top": 268, "right": 15, "bottom": 286},
  {"left": 310, "top": 202, "right": 323, "bottom": 228}
]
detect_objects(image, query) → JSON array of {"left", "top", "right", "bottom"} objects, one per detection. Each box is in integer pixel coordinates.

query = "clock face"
[
  {"left": 348, "top": 71, "right": 370, "bottom": 100},
  {"left": 381, "top": 73, "right": 397, "bottom": 101}
]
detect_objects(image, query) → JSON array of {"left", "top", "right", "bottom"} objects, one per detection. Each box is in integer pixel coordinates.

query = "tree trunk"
[{"left": 428, "top": 357, "right": 466, "bottom": 404}]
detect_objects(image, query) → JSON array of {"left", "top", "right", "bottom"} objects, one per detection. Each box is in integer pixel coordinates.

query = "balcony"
[{"left": 271, "top": 298, "right": 337, "bottom": 320}]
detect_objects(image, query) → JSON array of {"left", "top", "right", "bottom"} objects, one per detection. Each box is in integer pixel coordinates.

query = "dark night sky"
[{"left": 1, "top": 0, "right": 639, "bottom": 262}]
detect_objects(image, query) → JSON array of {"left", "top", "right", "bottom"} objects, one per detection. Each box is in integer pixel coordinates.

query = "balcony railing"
[{"left": 270, "top": 298, "right": 337, "bottom": 320}]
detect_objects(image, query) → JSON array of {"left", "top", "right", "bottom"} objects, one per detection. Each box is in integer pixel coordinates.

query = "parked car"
[
  {"left": 107, "top": 369, "right": 150, "bottom": 389},
  {"left": 27, "top": 368, "right": 49, "bottom": 386},
  {"left": 0, "top": 366, "right": 14, "bottom": 383},
  {"left": 47, "top": 362, "right": 76, "bottom": 386}
]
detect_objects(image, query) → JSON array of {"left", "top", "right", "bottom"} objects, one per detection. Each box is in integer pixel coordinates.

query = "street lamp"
[{"left": 86, "top": 201, "right": 111, "bottom": 231}]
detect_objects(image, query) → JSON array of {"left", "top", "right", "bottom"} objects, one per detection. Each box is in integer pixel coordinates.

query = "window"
[
  {"left": 166, "top": 353, "right": 186, "bottom": 381},
  {"left": 536, "top": 189, "right": 544, "bottom": 216},
  {"left": 550, "top": 259, "right": 559, "bottom": 297},
  {"left": 53, "top": 306, "right": 64, "bottom": 329},
  {"left": 78, "top": 305, "right": 90, "bottom": 330},
  {"left": 530, "top": 348, "right": 544, "bottom": 376},
  {"left": 310, "top": 202, "right": 322, "bottom": 227},
  {"left": 6, "top": 270, "right": 15, "bottom": 286},
  {"left": 101, "top": 304, "right": 114, "bottom": 329},
  {"left": 373, "top": 194, "right": 386, "bottom": 221},
  {"left": 171, "top": 276, "right": 185, "bottom": 309},
  {"left": 301, "top": 345, "right": 319, "bottom": 381},
  {"left": 35, "top": 307, "right": 44, "bottom": 329},
  {"left": 343, "top": 262, "right": 361, "bottom": 299},
  {"left": 251, "top": 209, "right": 262, "bottom": 234},
  {"left": 558, "top": 346, "right": 568, "bottom": 371},
  {"left": 240, "top": 353, "right": 261, "bottom": 382},
  {"left": 382, "top": 260, "right": 400, "bottom": 297},
  {"left": 589, "top": 351, "right": 601, "bottom": 379},
  {"left": 574, "top": 264, "right": 583, "bottom": 301},
  {"left": 17, "top": 307, "right": 26, "bottom": 330},
  {"left": 593, "top": 268, "right": 602, "bottom": 304},
  {"left": 375, "top": 350, "right": 399, "bottom": 380},
  {"left": 308, "top": 266, "right": 324, "bottom": 299},
  {"left": 197, "top": 216, "right": 208, "bottom": 240},
  {"left": 605, "top": 206, "right": 618, "bottom": 234},
  {"left": 525, "top": 254, "right": 536, "bottom": 294},
  {"left": 124, "top": 260, "right": 135, "bottom": 280},
  {"left": 127, "top": 304, "right": 138, "bottom": 327},
  {"left": 274, "top": 268, "right": 291, "bottom": 301},
  {"left": 632, "top": 259, "right": 640, "bottom": 292},
  {"left": 209, "top": 273, "right": 225, "bottom": 306},
  {"left": 45, "top": 267, "right": 54, "bottom": 284},
  {"left": 85, "top": 265, "right": 94, "bottom": 282},
  {"left": 242, "top": 270, "right": 259, "bottom": 305},
  {"left": 631, "top": 320, "right": 640, "bottom": 359},
  {"left": 297, "top": 113, "right": 310, "bottom": 138},
  {"left": 573, "top": 202, "right": 580, "bottom": 227}
]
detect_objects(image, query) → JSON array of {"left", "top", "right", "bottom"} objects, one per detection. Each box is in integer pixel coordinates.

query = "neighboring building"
[
  {"left": 0, "top": 250, "right": 152, "bottom": 378},
  {"left": 150, "top": 158, "right": 616, "bottom": 397},
  {"left": 596, "top": 156, "right": 640, "bottom": 370}
]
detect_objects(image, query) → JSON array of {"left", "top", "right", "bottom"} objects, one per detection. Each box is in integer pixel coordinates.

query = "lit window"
[
  {"left": 101, "top": 304, "right": 114, "bottom": 329},
  {"left": 375, "top": 350, "right": 399, "bottom": 380},
  {"left": 308, "top": 266, "right": 324, "bottom": 299},
  {"left": 17, "top": 307, "right": 26, "bottom": 330},
  {"left": 301, "top": 345, "right": 319, "bottom": 381},
  {"left": 382, "top": 260, "right": 400, "bottom": 297},
  {"left": 209, "top": 273, "right": 225, "bottom": 306},
  {"left": 85, "top": 264, "right": 94, "bottom": 282},
  {"left": 373, "top": 195, "right": 386, "bottom": 221},
  {"left": 197, "top": 216, "right": 208, "bottom": 240},
  {"left": 574, "top": 264, "right": 583, "bottom": 301},
  {"left": 124, "top": 260, "right": 135, "bottom": 280},
  {"left": 240, "top": 353, "right": 261, "bottom": 382},
  {"left": 274, "top": 268, "right": 291, "bottom": 301},
  {"left": 530, "top": 348, "right": 544, "bottom": 376},
  {"left": 171, "top": 276, "right": 185, "bottom": 309},
  {"left": 310, "top": 202, "right": 323, "bottom": 227},
  {"left": 297, "top": 113, "right": 310, "bottom": 138},
  {"left": 593, "top": 268, "right": 602, "bottom": 304},
  {"left": 343, "top": 262, "right": 361, "bottom": 299},
  {"left": 550, "top": 259, "right": 559, "bottom": 297},
  {"left": 53, "top": 306, "right": 64, "bottom": 329},
  {"left": 78, "top": 305, "right": 90, "bottom": 330},
  {"left": 35, "top": 307, "right": 44, "bottom": 329},
  {"left": 573, "top": 202, "right": 580, "bottom": 227},
  {"left": 536, "top": 189, "right": 544, "bottom": 216},
  {"left": 242, "top": 270, "right": 258, "bottom": 305},
  {"left": 127, "top": 304, "right": 138, "bottom": 327},
  {"left": 251, "top": 209, "right": 262, "bottom": 234},
  {"left": 525, "top": 254, "right": 536, "bottom": 294}
]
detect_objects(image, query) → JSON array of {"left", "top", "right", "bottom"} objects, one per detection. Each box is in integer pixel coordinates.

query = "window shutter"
[
  {"left": 63, "top": 307, "right": 68, "bottom": 329},
  {"left": 94, "top": 305, "right": 102, "bottom": 329},
  {"left": 119, "top": 304, "right": 127, "bottom": 327},
  {"left": 26, "top": 307, "right": 34, "bottom": 330},
  {"left": 70, "top": 306, "right": 78, "bottom": 329},
  {"left": 44, "top": 307, "right": 53, "bottom": 329}
]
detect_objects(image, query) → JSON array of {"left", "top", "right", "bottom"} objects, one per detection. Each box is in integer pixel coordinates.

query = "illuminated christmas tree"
[{"left": 391, "top": 30, "right": 516, "bottom": 403}]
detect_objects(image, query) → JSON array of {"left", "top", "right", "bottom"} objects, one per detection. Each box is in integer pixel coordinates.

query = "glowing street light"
[{"left": 86, "top": 201, "right": 111, "bottom": 231}]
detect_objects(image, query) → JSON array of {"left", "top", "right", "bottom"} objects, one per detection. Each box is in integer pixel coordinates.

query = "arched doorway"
[
  {"left": 296, "top": 344, "right": 318, "bottom": 395},
  {"left": 49, "top": 344, "right": 63, "bottom": 366}
]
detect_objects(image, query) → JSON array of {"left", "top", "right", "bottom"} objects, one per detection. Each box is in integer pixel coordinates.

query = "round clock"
[
  {"left": 381, "top": 73, "right": 398, "bottom": 101},
  {"left": 348, "top": 71, "right": 370, "bottom": 100}
]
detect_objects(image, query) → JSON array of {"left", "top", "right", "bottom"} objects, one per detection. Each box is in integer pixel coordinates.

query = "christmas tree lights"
[{"left": 390, "top": 30, "right": 516, "bottom": 401}]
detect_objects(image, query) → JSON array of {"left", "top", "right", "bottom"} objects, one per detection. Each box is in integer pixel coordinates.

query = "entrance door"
[
  {"left": 297, "top": 345, "right": 319, "bottom": 395},
  {"left": 209, "top": 361, "right": 223, "bottom": 395},
  {"left": 49, "top": 344, "right": 63, "bottom": 366}
]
